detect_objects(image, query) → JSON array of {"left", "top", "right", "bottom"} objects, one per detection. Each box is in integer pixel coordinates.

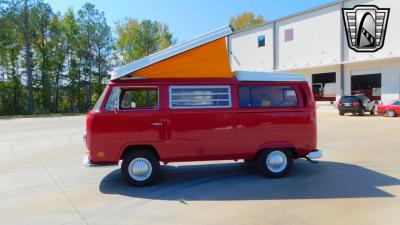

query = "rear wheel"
[
  {"left": 256, "top": 149, "right": 293, "bottom": 178},
  {"left": 385, "top": 110, "right": 397, "bottom": 117},
  {"left": 339, "top": 111, "right": 345, "bottom": 116},
  {"left": 121, "top": 150, "right": 160, "bottom": 186}
]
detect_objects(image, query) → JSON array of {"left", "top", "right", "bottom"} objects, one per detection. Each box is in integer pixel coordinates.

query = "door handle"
[{"left": 151, "top": 122, "right": 163, "bottom": 126}]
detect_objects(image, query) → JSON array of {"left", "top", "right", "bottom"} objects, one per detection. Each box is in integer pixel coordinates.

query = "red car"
[
  {"left": 375, "top": 99, "right": 400, "bottom": 117},
  {"left": 83, "top": 73, "right": 322, "bottom": 186}
]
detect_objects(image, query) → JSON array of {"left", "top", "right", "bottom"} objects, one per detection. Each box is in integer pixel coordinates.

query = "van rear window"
[
  {"left": 239, "top": 86, "right": 299, "bottom": 108},
  {"left": 169, "top": 86, "right": 231, "bottom": 109}
]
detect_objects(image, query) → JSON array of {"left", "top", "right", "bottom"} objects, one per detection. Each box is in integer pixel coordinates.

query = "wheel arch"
[
  {"left": 254, "top": 146, "right": 298, "bottom": 160},
  {"left": 119, "top": 144, "right": 161, "bottom": 161},
  {"left": 385, "top": 109, "right": 397, "bottom": 116}
]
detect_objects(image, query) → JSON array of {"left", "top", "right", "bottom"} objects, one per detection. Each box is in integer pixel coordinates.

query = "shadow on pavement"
[{"left": 99, "top": 160, "right": 400, "bottom": 200}]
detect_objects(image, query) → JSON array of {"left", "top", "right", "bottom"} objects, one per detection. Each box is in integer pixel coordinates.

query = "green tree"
[
  {"left": 77, "top": 3, "right": 113, "bottom": 108},
  {"left": 0, "top": 0, "right": 25, "bottom": 114},
  {"left": 33, "top": 2, "right": 53, "bottom": 112},
  {"left": 229, "top": 12, "right": 265, "bottom": 31},
  {"left": 1, "top": 1, "right": 182, "bottom": 115},
  {"left": 18, "top": 0, "right": 36, "bottom": 113},
  {"left": 62, "top": 8, "right": 80, "bottom": 112},
  {"left": 115, "top": 18, "right": 175, "bottom": 64},
  {"left": 49, "top": 13, "right": 66, "bottom": 112}
]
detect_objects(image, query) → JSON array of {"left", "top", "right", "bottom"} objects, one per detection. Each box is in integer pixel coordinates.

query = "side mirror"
[{"left": 110, "top": 105, "right": 118, "bottom": 113}]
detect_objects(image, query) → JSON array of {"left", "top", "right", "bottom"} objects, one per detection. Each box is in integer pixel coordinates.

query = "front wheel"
[
  {"left": 121, "top": 150, "right": 160, "bottom": 186},
  {"left": 256, "top": 149, "right": 293, "bottom": 178},
  {"left": 385, "top": 110, "right": 397, "bottom": 117}
]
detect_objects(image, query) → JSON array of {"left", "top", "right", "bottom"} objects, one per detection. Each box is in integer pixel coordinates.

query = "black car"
[{"left": 338, "top": 95, "right": 375, "bottom": 116}]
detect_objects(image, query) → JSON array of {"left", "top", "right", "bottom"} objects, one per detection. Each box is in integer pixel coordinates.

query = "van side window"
[
  {"left": 239, "top": 86, "right": 299, "bottom": 108},
  {"left": 120, "top": 88, "right": 158, "bottom": 110},
  {"left": 169, "top": 86, "right": 231, "bottom": 109},
  {"left": 105, "top": 87, "right": 121, "bottom": 111}
]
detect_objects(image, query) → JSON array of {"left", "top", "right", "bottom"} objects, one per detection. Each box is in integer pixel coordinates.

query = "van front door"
[{"left": 92, "top": 86, "right": 164, "bottom": 161}]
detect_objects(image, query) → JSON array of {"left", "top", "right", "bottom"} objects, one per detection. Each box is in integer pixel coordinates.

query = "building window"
[
  {"left": 258, "top": 35, "right": 265, "bottom": 47},
  {"left": 239, "top": 86, "right": 299, "bottom": 108},
  {"left": 169, "top": 86, "right": 231, "bottom": 109},
  {"left": 285, "top": 28, "right": 294, "bottom": 42}
]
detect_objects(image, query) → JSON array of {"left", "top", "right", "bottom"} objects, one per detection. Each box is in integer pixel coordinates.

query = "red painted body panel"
[
  {"left": 376, "top": 99, "right": 400, "bottom": 116},
  {"left": 85, "top": 78, "right": 317, "bottom": 164}
]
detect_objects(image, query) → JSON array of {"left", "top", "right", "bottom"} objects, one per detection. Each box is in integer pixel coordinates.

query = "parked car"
[
  {"left": 337, "top": 95, "right": 375, "bottom": 116},
  {"left": 83, "top": 73, "right": 322, "bottom": 186},
  {"left": 375, "top": 99, "right": 400, "bottom": 117}
]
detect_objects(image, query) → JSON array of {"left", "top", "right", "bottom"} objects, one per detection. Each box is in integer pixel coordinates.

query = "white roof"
[
  {"left": 234, "top": 71, "right": 306, "bottom": 82},
  {"left": 111, "top": 26, "right": 234, "bottom": 80}
]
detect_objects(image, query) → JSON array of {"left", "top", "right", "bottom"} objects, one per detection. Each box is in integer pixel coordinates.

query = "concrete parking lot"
[{"left": 1, "top": 109, "right": 399, "bottom": 225}]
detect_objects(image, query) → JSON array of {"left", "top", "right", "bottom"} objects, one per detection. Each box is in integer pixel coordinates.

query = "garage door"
[
  {"left": 312, "top": 72, "right": 336, "bottom": 101},
  {"left": 351, "top": 74, "right": 381, "bottom": 100}
]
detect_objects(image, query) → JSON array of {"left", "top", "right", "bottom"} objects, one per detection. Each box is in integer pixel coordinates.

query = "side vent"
[{"left": 299, "top": 86, "right": 308, "bottom": 107}]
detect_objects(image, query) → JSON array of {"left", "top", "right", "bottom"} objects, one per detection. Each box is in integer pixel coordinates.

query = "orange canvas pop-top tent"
[{"left": 111, "top": 26, "right": 234, "bottom": 80}]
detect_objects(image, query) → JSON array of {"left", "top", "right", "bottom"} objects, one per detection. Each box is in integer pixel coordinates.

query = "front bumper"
[
  {"left": 83, "top": 154, "right": 117, "bottom": 167},
  {"left": 83, "top": 154, "right": 95, "bottom": 167},
  {"left": 307, "top": 149, "right": 322, "bottom": 159}
]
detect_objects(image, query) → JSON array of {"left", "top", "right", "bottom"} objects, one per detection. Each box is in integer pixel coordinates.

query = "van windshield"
[{"left": 93, "top": 88, "right": 107, "bottom": 110}]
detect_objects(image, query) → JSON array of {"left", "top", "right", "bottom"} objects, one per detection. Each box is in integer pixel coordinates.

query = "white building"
[{"left": 229, "top": 0, "right": 400, "bottom": 104}]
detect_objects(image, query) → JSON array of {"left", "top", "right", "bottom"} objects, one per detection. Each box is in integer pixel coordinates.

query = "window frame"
[
  {"left": 169, "top": 85, "right": 232, "bottom": 109},
  {"left": 284, "top": 28, "right": 294, "bottom": 42},
  {"left": 104, "top": 86, "right": 160, "bottom": 112},
  {"left": 257, "top": 35, "right": 266, "bottom": 47},
  {"left": 238, "top": 85, "right": 300, "bottom": 109}
]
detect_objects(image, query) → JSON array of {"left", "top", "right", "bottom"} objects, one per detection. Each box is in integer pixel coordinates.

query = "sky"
[{"left": 46, "top": 0, "right": 334, "bottom": 42}]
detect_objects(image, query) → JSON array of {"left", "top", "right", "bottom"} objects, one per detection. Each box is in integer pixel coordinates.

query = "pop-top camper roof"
[{"left": 111, "top": 26, "right": 234, "bottom": 80}]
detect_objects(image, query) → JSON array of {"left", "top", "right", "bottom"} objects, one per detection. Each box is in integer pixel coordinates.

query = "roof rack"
[{"left": 234, "top": 71, "right": 306, "bottom": 82}]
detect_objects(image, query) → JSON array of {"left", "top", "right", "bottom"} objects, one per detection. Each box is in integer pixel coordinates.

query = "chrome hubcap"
[
  {"left": 266, "top": 151, "right": 287, "bottom": 173},
  {"left": 128, "top": 158, "right": 152, "bottom": 181},
  {"left": 387, "top": 111, "right": 395, "bottom": 117}
]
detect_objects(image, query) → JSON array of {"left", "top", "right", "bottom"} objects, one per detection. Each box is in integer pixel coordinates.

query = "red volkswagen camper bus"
[{"left": 83, "top": 72, "right": 322, "bottom": 186}]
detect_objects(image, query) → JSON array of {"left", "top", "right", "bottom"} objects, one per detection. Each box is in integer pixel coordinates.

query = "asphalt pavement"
[{"left": 0, "top": 109, "right": 399, "bottom": 225}]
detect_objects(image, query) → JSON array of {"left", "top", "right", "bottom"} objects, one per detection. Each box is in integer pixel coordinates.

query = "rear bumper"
[
  {"left": 338, "top": 108, "right": 361, "bottom": 113},
  {"left": 307, "top": 149, "right": 322, "bottom": 159},
  {"left": 83, "top": 154, "right": 116, "bottom": 167}
]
